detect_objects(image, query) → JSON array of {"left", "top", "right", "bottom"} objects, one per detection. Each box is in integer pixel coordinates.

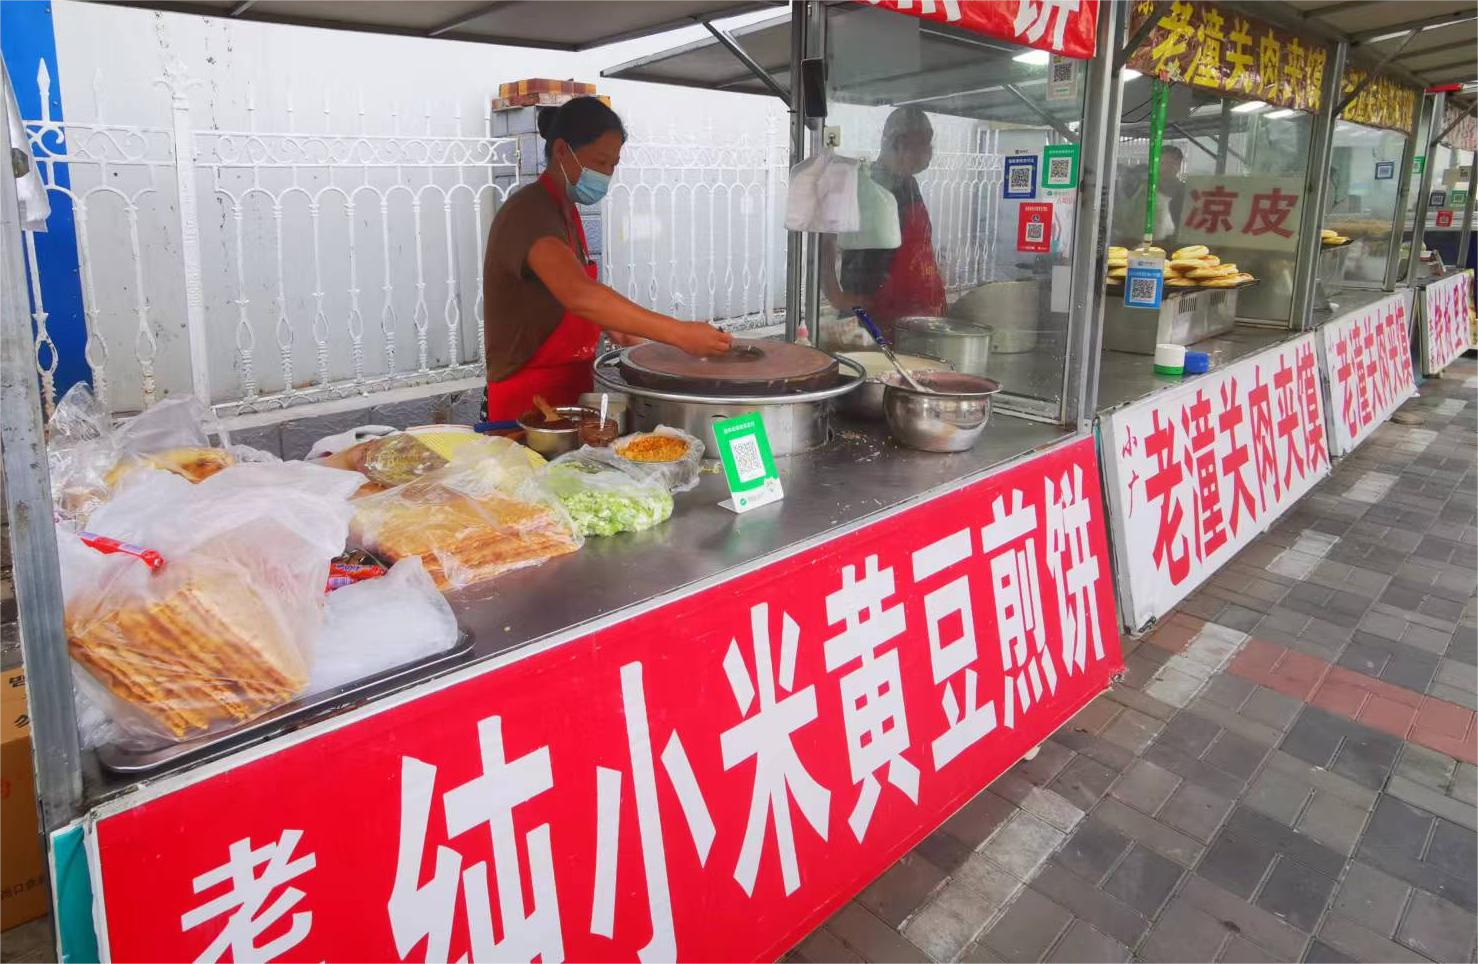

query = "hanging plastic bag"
[
  {"left": 838, "top": 161, "right": 902, "bottom": 250},
  {"left": 60, "top": 461, "right": 364, "bottom": 746},
  {"left": 349, "top": 452, "right": 581, "bottom": 592},
  {"left": 547, "top": 448, "right": 674, "bottom": 536},
  {"left": 47, "top": 384, "right": 121, "bottom": 528},
  {"left": 785, "top": 150, "right": 861, "bottom": 234},
  {"left": 308, "top": 557, "right": 459, "bottom": 695},
  {"left": 609, "top": 425, "right": 706, "bottom": 493}
]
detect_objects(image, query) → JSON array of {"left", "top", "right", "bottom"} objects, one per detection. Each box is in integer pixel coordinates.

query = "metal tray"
[{"left": 96, "top": 631, "right": 476, "bottom": 775}]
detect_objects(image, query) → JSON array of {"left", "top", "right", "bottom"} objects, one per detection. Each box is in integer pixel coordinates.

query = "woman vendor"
[
  {"left": 822, "top": 106, "right": 946, "bottom": 333},
  {"left": 482, "top": 97, "right": 732, "bottom": 420}
]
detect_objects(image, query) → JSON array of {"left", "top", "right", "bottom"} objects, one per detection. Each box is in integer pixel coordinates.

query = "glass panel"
[
  {"left": 814, "top": 4, "right": 1089, "bottom": 411},
  {"left": 1422, "top": 143, "right": 1474, "bottom": 274},
  {"left": 1112, "top": 83, "right": 1315, "bottom": 326},
  {"left": 1323, "top": 120, "right": 1407, "bottom": 287}
]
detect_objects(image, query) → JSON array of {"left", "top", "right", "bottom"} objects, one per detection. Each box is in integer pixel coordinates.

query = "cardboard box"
[
  {"left": 1, "top": 667, "right": 47, "bottom": 931},
  {"left": 497, "top": 79, "right": 599, "bottom": 99}
]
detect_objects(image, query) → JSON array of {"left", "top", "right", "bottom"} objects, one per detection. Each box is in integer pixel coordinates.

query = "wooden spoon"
[{"left": 532, "top": 394, "right": 562, "bottom": 423}]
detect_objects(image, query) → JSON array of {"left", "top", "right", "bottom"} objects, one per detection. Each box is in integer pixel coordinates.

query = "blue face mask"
[{"left": 561, "top": 153, "right": 610, "bottom": 206}]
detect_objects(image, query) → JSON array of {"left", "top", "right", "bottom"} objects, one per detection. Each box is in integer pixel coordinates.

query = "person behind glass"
[
  {"left": 823, "top": 106, "right": 947, "bottom": 335},
  {"left": 482, "top": 97, "right": 732, "bottom": 421}
]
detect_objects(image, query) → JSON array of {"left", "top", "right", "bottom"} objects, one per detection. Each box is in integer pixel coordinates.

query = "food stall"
[
  {"left": 2, "top": 3, "right": 1129, "bottom": 961},
  {"left": 1412, "top": 96, "right": 1477, "bottom": 376},
  {"left": 1094, "top": 1, "right": 1344, "bottom": 632}
]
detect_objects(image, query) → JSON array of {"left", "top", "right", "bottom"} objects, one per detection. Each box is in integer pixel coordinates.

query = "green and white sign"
[
  {"left": 713, "top": 412, "right": 783, "bottom": 513},
  {"left": 1413, "top": 155, "right": 1426, "bottom": 175},
  {"left": 1042, "top": 143, "right": 1080, "bottom": 190},
  {"left": 1453, "top": 189, "right": 1469, "bottom": 208}
]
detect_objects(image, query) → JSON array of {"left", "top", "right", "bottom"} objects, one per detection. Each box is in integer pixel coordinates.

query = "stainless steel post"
[
  {"left": 1455, "top": 149, "right": 1476, "bottom": 271},
  {"left": 1, "top": 66, "right": 82, "bottom": 831},
  {"left": 783, "top": 2, "right": 808, "bottom": 342},
  {"left": 1385, "top": 93, "right": 1432, "bottom": 291},
  {"left": 1408, "top": 91, "right": 1446, "bottom": 284},
  {"left": 802, "top": 0, "right": 826, "bottom": 340},
  {"left": 1062, "top": 0, "right": 1124, "bottom": 430},
  {"left": 1290, "top": 39, "right": 1347, "bottom": 331}
]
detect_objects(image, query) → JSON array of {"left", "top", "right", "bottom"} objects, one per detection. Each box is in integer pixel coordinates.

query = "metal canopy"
[
  {"left": 96, "top": 0, "right": 781, "bottom": 51},
  {"left": 1282, "top": 0, "right": 1477, "bottom": 88},
  {"left": 603, "top": 6, "right": 1080, "bottom": 129}
]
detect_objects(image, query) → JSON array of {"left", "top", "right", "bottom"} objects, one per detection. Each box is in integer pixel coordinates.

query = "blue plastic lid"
[{"left": 1184, "top": 351, "right": 1210, "bottom": 374}]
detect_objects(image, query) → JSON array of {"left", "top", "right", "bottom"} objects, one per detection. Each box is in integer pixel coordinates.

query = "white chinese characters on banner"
[
  {"left": 1102, "top": 334, "right": 1332, "bottom": 630},
  {"left": 823, "top": 557, "right": 920, "bottom": 842},
  {"left": 182, "top": 831, "right": 317, "bottom": 963},
  {"left": 1422, "top": 271, "right": 1473, "bottom": 376},
  {"left": 1045, "top": 466, "right": 1105, "bottom": 676},
  {"left": 982, "top": 491, "right": 1058, "bottom": 728},
  {"left": 1316, "top": 291, "right": 1415, "bottom": 457},
  {"left": 720, "top": 603, "right": 831, "bottom": 897},
  {"left": 388, "top": 718, "right": 562, "bottom": 964},
  {"left": 1014, "top": 0, "right": 1081, "bottom": 50}
]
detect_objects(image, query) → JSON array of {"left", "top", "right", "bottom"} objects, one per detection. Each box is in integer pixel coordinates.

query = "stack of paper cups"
[{"left": 1153, "top": 343, "right": 1186, "bottom": 376}]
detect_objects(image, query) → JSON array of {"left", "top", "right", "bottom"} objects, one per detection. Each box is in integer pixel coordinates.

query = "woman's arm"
[{"left": 528, "top": 237, "right": 732, "bottom": 356}]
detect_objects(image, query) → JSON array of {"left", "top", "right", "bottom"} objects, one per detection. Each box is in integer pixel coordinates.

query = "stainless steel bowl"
[
  {"left": 882, "top": 371, "right": 1002, "bottom": 453},
  {"left": 835, "top": 351, "right": 953, "bottom": 420},
  {"left": 517, "top": 406, "right": 592, "bottom": 458}
]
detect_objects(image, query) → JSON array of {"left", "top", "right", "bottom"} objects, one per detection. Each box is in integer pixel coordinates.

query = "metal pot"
[
  {"left": 894, "top": 316, "right": 994, "bottom": 377},
  {"left": 882, "top": 371, "right": 1001, "bottom": 453},
  {"left": 593, "top": 349, "right": 865, "bottom": 458},
  {"left": 517, "top": 406, "right": 591, "bottom": 458},
  {"left": 948, "top": 280, "right": 1041, "bottom": 353},
  {"left": 835, "top": 351, "right": 953, "bottom": 420}
]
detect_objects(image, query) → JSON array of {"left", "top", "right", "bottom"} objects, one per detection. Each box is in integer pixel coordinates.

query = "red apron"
[
  {"left": 870, "top": 196, "right": 947, "bottom": 325},
  {"left": 485, "top": 175, "right": 601, "bottom": 422}
]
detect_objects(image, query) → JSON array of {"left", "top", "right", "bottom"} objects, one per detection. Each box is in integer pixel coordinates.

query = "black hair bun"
[{"left": 536, "top": 105, "right": 560, "bottom": 140}]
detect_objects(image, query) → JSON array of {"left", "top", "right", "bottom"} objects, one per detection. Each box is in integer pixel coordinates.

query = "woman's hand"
[
  {"left": 670, "top": 321, "right": 734, "bottom": 357},
  {"left": 607, "top": 331, "right": 647, "bottom": 348}
]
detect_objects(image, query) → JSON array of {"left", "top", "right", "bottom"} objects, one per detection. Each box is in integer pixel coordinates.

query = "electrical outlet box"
[{"left": 823, "top": 126, "right": 842, "bottom": 148}]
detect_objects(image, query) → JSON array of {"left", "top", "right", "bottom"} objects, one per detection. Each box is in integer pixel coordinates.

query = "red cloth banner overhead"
[
  {"left": 868, "top": 0, "right": 1100, "bottom": 59},
  {"left": 90, "top": 436, "right": 1121, "bottom": 964}
]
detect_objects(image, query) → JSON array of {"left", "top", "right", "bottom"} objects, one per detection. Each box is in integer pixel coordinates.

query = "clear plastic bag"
[
  {"left": 609, "top": 425, "right": 705, "bottom": 493},
  {"left": 308, "top": 557, "right": 459, "bottom": 696},
  {"left": 349, "top": 450, "right": 580, "bottom": 591},
  {"left": 60, "top": 461, "right": 364, "bottom": 746},
  {"left": 48, "top": 384, "right": 121, "bottom": 528},
  {"left": 547, "top": 447, "right": 674, "bottom": 537}
]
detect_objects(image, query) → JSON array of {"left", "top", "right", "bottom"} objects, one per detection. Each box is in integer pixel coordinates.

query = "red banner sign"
[
  {"left": 1422, "top": 270, "right": 1475, "bottom": 376},
  {"left": 91, "top": 437, "right": 1121, "bottom": 964},
  {"left": 1315, "top": 291, "right": 1415, "bottom": 457},
  {"left": 869, "top": 0, "right": 1100, "bottom": 59}
]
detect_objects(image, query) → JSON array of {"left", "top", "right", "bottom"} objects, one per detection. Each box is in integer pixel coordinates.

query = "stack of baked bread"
[
  {"left": 349, "top": 460, "right": 580, "bottom": 591},
  {"left": 1321, "top": 228, "right": 1352, "bottom": 246},
  {"left": 68, "top": 558, "right": 310, "bottom": 740},
  {"left": 1106, "top": 244, "right": 1255, "bottom": 289}
]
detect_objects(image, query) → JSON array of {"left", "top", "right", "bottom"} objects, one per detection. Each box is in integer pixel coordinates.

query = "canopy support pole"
[
  {"left": 1, "top": 59, "right": 82, "bottom": 833},
  {"left": 1292, "top": 38, "right": 1347, "bottom": 330},
  {"left": 699, "top": 20, "right": 790, "bottom": 108},
  {"left": 784, "top": 3, "right": 808, "bottom": 342},
  {"left": 1063, "top": 0, "right": 1124, "bottom": 430},
  {"left": 1409, "top": 90, "right": 1448, "bottom": 283},
  {"left": 1003, "top": 83, "right": 1077, "bottom": 142},
  {"left": 1386, "top": 93, "right": 1433, "bottom": 290}
]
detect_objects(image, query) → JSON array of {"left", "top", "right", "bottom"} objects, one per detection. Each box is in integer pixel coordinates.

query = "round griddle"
[{"left": 618, "top": 338, "right": 840, "bottom": 396}]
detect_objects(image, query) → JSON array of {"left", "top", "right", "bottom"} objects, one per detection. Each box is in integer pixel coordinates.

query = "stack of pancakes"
[
  {"left": 1321, "top": 228, "right": 1352, "bottom": 246},
  {"left": 1163, "top": 245, "right": 1254, "bottom": 289},
  {"left": 350, "top": 470, "right": 580, "bottom": 591},
  {"left": 69, "top": 564, "right": 309, "bottom": 740}
]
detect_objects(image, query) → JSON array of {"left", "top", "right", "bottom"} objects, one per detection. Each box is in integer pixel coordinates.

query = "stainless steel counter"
[
  {"left": 1096, "top": 324, "right": 1298, "bottom": 414},
  {"left": 1308, "top": 287, "right": 1403, "bottom": 327},
  {"left": 87, "top": 414, "right": 1068, "bottom": 796},
  {"left": 452, "top": 414, "right": 1069, "bottom": 658}
]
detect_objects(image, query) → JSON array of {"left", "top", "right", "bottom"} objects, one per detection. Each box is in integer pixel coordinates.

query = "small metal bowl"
[
  {"left": 882, "top": 371, "right": 1002, "bottom": 453},
  {"left": 517, "top": 406, "right": 594, "bottom": 458}
]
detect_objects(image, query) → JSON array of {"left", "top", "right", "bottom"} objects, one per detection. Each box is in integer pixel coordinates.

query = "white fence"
[{"left": 21, "top": 57, "right": 1010, "bottom": 426}]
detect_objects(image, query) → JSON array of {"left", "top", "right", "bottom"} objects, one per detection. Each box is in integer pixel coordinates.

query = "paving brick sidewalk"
[{"left": 789, "top": 356, "right": 1478, "bottom": 964}]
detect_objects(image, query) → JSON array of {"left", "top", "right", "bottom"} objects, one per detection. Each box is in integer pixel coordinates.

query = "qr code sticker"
[
  {"left": 1049, "top": 157, "right": 1071, "bottom": 183},
  {"left": 1008, "top": 165, "right": 1032, "bottom": 193},
  {"left": 1051, "top": 59, "right": 1073, "bottom": 83},
  {"left": 1025, "top": 219, "right": 1046, "bottom": 243},
  {"left": 731, "top": 433, "right": 766, "bottom": 483},
  {"left": 1129, "top": 277, "right": 1158, "bottom": 303}
]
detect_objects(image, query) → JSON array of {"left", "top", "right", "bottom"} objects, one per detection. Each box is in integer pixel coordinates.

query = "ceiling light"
[
  {"left": 1232, "top": 100, "right": 1268, "bottom": 113},
  {"left": 1123, "top": 68, "right": 1142, "bottom": 80},
  {"left": 1265, "top": 109, "right": 1296, "bottom": 119},
  {"left": 1012, "top": 49, "right": 1051, "bottom": 65}
]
